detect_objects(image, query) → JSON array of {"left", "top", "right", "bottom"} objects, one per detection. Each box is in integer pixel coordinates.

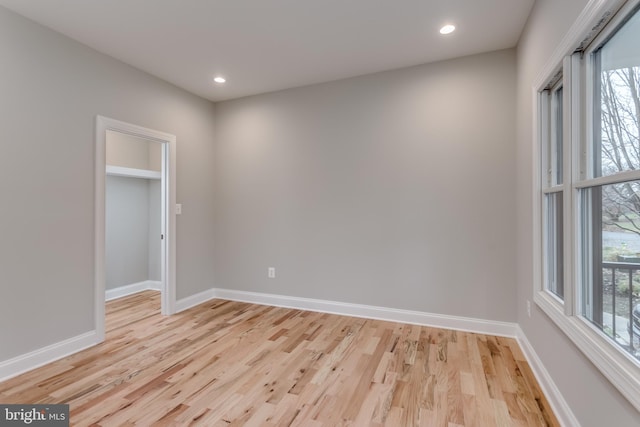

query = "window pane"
[
  {"left": 582, "top": 182, "right": 640, "bottom": 361},
  {"left": 553, "top": 87, "right": 563, "bottom": 185},
  {"left": 543, "top": 84, "right": 563, "bottom": 187},
  {"left": 545, "top": 192, "right": 564, "bottom": 299},
  {"left": 593, "top": 8, "right": 640, "bottom": 178}
]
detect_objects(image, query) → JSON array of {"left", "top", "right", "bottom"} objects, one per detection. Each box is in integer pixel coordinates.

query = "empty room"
[{"left": 0, "top": 0, "right": 639, "bottom": 426}]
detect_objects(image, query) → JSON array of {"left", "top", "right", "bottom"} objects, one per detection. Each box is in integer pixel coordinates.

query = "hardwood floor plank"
[{"left": 0, "top": 291, "right": 560, "bottom": 426}]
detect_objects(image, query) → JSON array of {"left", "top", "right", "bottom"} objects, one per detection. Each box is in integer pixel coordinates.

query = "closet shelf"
[{"left": 106, "top": 165, "right": 161, "bottom": 180}]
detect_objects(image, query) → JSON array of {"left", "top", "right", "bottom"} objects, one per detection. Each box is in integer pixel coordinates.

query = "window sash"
[
  {"left": 541, "top": 81, "right": 566, "bottom": 189},
  {"left": 544, "top": 192, "right": 565, "bottom": 300}
]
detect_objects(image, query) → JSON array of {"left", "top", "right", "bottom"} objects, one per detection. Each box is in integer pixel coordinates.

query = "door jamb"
[{"left": 95, "top": 115, "right": 176, "bottom": 342}]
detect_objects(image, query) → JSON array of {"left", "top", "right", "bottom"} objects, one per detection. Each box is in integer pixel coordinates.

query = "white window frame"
[
  {"left": 541, "top": 76, "right": 567, "bottom": 303},
  {"left": 533, "top": 0, "right": 640, "bottom": 412}
]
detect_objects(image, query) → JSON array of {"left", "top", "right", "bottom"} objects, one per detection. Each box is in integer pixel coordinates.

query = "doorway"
[
  {"left": 105, "top": 131, "right": 162, "bottom": 303},
  {"left": 95, "top": 116, "right": 176, "bottom": 343}
]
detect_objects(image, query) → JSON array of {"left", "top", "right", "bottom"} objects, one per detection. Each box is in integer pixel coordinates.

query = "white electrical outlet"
[
  {"left": 176, "top": 204, "right": 182, "bottom": 215},
  {"left": 268, "top": 267, "right": 276, "bottom": 279},
  {"left": 527, "top": 300, "right": 531, "bottom": 318}
]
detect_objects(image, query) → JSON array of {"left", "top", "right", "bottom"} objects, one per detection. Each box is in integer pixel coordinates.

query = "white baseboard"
[
  {"left": 175, "top": 288, "right": 217, "bottom": 313},
  {"left": 106, "top": 280, "right": 161, "bottom": 301},
  {"left": 212, "top": 288, "right": 518, "bottom": 337},
  {"left": 516, "top": 326, "right": 580, "bottom": 427},
  {"left": 0, "top": 331, "right": 99, "bottom": 383}
]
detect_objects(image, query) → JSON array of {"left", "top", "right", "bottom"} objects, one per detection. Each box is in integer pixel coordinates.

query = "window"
[
  {"left": 542, "top": 80, "right": 565, "bottom": 301},
  {"left": 535, "top": 0, "right": 640, "bottom": 412},
  {"left": 580, "top": 2, "right": 640, "bottom": 363}
]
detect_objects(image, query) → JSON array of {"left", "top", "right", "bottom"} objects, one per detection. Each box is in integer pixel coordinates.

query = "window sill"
[{"left": 534, "top": 291, "right": 640, "bottom": 412}]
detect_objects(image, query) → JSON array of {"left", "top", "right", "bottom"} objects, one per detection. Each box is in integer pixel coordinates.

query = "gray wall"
[
  {"left": 0, "top": 6, "right": 216, "bottom": 360},
  {"left": 105, "top": 176, "right": 160, "bottom": 290},
  {"left": 214, "top": 49, "right": 517, "bottom": 322},
  {"left": 106, "top": 130, "right": 162, "bottom": 172},
  {"left": 148, "top": 180, "right": 161, "bottom": 281},
  {"left": 516, "top": 0, "right": 639, "bottom": 425},
  {"left": 106, "top": 176, "right": 151, "bottom": 290}
]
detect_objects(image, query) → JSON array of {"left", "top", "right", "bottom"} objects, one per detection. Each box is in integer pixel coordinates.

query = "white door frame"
[{"left": 95, "top": 115, "right": 177, "bottom": 342}]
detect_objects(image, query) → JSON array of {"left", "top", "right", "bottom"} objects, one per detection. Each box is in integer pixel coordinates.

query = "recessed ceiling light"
[
  {"left": 214, "top": 76, "right": 226, "bottom": 84},
  {"left": 439, "top": 24, "right": 456, "bottom": 35}
]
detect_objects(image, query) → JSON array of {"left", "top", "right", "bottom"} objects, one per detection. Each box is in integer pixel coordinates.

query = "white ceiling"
[{"left": 0, "top": 0, "right": 534, "bottom": 102}]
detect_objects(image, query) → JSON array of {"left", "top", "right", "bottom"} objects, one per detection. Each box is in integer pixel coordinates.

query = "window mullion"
[{"left": 564, "top": 54, "right": 576, "bottom": 316}]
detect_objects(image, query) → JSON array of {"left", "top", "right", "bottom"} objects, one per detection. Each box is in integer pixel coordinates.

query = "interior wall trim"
[
  {"left": 105, "top": 280, "right": 162, "bottom": 301},
  {"left": 212, "top": 287, "right": 517, "bottom": 337},
  {"left": 0, "top": 331, "right": 98, "bottom": 383},
  {"left": 174, "top": 288, "right": 218, "bottom": 313},
  {"left": 516, "top": 326, "right": 580, "bottom": 427}
]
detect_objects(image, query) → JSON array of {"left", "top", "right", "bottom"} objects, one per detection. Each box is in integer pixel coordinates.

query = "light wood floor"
[{"left": 0, "top": 291, "right": 559, "bottom": 426}]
